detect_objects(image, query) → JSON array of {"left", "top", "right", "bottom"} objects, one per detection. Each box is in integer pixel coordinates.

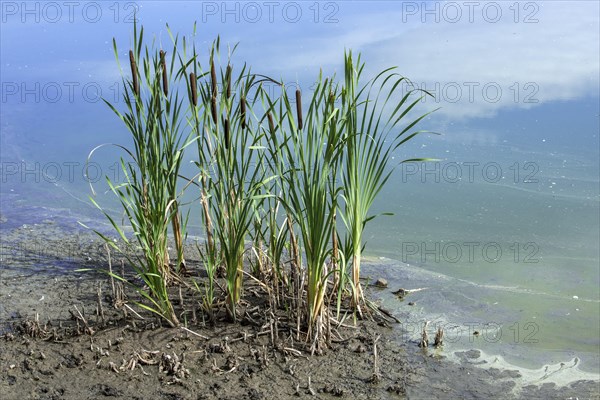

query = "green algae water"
[{"left": 363, "top": 143, "right": 600, "bottom": 379}]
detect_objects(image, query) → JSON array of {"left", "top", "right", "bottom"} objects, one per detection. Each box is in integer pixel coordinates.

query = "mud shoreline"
[{"left": 1, "top": 220, "right": 598, "bottom": 399}]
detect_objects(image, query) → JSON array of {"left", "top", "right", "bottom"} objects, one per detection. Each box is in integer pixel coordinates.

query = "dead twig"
[
  {"left": 70, "top": 305, "right": 94, "bottom": 335},
  {"left": 419, "top": 321, "right": 429, "bottom": 348},
  {"left": 96, "top": 282, "right": 105, "bottom": 325},
  {"left": 434, "top": 326, "right": 444, "bottom": 348},
  {"left": 369, "top": 334, "right": 381, "bottom": 383},
  {"left": 307, "top": 375, "right": 316, "bottom": 396},
  {"left": 181, "top": 326, "right": 209, "bottom": 340}
]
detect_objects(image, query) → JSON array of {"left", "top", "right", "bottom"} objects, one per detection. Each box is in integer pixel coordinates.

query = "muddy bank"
[{"left": 1, "top": 222, "right": 598, "bottom": 399}]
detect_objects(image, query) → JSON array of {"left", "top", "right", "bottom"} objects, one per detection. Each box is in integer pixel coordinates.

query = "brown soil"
[{"left": 1, "top": 221, "right": 598, "bottom": 400}]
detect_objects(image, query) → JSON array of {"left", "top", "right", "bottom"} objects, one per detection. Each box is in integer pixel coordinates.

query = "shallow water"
[
  {"left": 364, "top": 259, "right": 600, "bottom": 381},
  {"left": 362, "top": 145, "right": 600, "bottom": 376}
]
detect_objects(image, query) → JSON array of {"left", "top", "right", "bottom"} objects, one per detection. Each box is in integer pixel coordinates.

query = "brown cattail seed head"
[
  {"left": 226, "top": 65, "right": 232, "bottom": 99},
  {"left": 160, "top": 50, "right": 168, "bottom": 96},
  {"left": 224, "top": 118, "right": 230, "bottom": 149},
  {"left": 240, "top": 97, "right": 246, "bottom": 129},
  {"left": 295, "top": 89, "right": 303, "bottom": 130},
  {"left": 267, "top": 112, "right": 275, "bottom": 133},
  {"left": 211, "top": 96, "right": 218, "bottom": 125},
  {"left": 210, "top": 61, "right": 218, "bottom": 98},
  {"left": 189, "top": 73, "right": 198, "bottom": 106},
  {"left": 128, "top": 50, "right": 139, "bottom": 96}
]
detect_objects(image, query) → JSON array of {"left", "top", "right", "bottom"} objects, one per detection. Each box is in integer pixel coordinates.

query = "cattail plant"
[
  {"left": 340, "top": 51, "right": 437, "bottom": 314},
  {"left": 263, "top": 75, "right": 345, "bottom": 351},
  {"left": 160, "top": 48, "right": 188, "bottom": 273},
  {"left": 87, "top": 22, "right": 196, "bottom": 327},
  {"left": 260, "top": 103, "right": 294, "bottom": 310},
  {"left": 187, "top": 40, "right": 272, "bottom": 320},
  {"left": 87, "top": 22, "right": 439, "bottom": 340},
  {"left": 185, "top": 46, "right": 218, "bottom": 315}
]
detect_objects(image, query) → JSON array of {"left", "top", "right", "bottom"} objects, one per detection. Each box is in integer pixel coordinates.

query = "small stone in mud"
[
  {"left": 387, "top": 384, "right": 405, "bottom": 395},
  {"left": 248, "top": 388, "right": 264, "bottom": 400},
  {"left": 322, "top": 384, "right": 344, "bottom": 397},
  {"left": 408, "top": 302, "right": 415, "bottom": 306},
  {"left": 62, "top": 353, "right": 83, "bottom": 368},
  {"left": 457, "top": 349, "right": 481, "bottom": 359},
  {"left": 488, "top": 367, "right": 522, "bottom": 380},
  {"left": 374, "top": 278, "right": 388, "bottom": 288},
  {"left": 505, "top": 370, "right": 522, "bottom": 379},
  {"left": 354, "top": 344, "right": 367, "bottom": 353}
]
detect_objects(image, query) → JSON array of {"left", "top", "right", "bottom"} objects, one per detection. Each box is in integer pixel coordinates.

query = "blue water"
[{"left": 1, "top": 0, "right": 599, "bottom": 381}]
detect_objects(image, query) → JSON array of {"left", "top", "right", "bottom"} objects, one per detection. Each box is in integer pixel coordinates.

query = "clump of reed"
[
  {"left": 87, "top": 24, "right": 436, "bottom": 346},
  {"left": 87, "top": 22, "right": 194, "bottom": 327},
  {"left": 339, "top": 51, "right": 437, "bottom": 314},
  {"left": 262, "top": 75, "right": 345, "bottom": 349},
  {"left": 259, "top": 54, "right": 435, "bottom": 349},
  {"left": 186, "top": 39, "right": 272, "bottom": 320}
]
